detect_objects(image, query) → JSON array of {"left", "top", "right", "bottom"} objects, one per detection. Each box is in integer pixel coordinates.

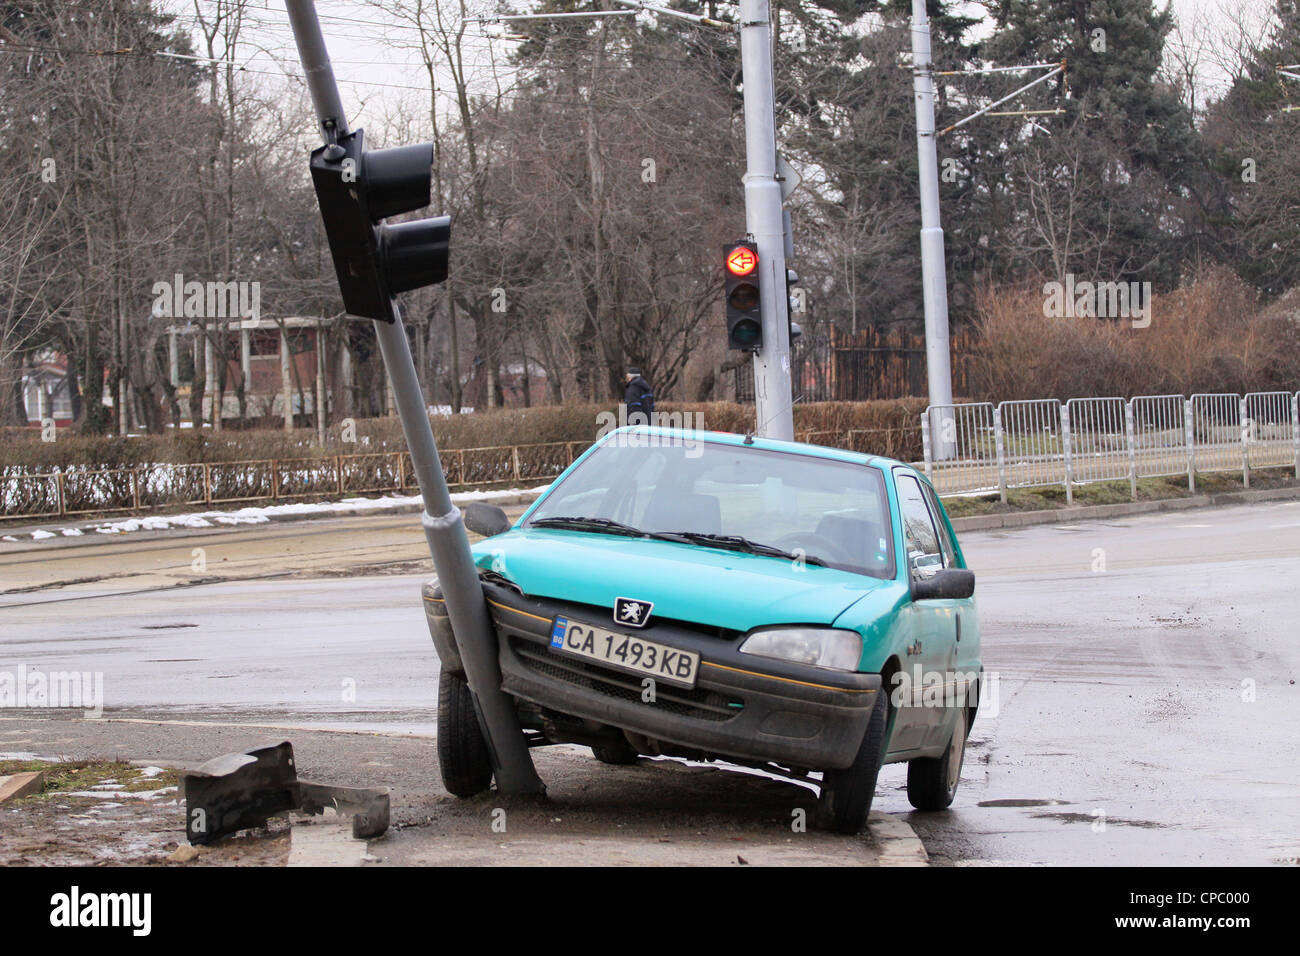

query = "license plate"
[{"left": 549, "top": 616, "right": 699, "bottom": 688}]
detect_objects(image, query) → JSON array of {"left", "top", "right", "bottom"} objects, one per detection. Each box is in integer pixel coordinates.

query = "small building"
[
  {"left": 21, "top": 352, "right": 74, "bottom": 426},
  {"left": 166, "top": 317, "right": 333, "bottom": 425}
]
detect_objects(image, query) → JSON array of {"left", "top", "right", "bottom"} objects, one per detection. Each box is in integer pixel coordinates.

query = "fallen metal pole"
[{"left": 284, "top": 0, "right": 544, "bottom": 795}]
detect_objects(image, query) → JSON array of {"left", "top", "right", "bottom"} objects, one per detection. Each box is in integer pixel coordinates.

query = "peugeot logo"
[{"left": 614, "top": 596, "right": 653, "bottom": 629}]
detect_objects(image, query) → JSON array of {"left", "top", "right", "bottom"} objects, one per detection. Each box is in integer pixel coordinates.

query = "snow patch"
[{"left": 76, "top": 486, "right": 549, "bottom": 536}]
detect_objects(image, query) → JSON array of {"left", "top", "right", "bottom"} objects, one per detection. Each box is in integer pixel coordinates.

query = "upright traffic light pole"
[
  {"left": 284, "top": 0, "right": 544, "bottom": 796},
  {"left": 472, "top": 1, "right": 795, "bottom": 440},
  {"left": 738, "top": 0, "right": 794, "bottom": 442},
  {"left": 911, "top": 0, "right": 956, "bottom": 458}
]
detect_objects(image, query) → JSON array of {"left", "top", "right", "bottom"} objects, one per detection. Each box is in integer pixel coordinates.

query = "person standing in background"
[{"left": 623, "top": 367, "right": 654, "bottom": 425}]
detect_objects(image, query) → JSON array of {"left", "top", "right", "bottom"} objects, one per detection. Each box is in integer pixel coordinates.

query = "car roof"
[{"left": 607, "top": 425, "right": 918, "bottom": 475}]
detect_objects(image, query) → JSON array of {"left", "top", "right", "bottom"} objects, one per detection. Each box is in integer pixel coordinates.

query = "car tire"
[
  {"left": 816, "top": 687, "right": 889, "bottom": 834},
  {"left": 437, "top": 671, "right": 494, "bottom": 797},
  {"left": 906, "top": 706, "right": 967, "bottom": 811},
  {"left": 591, "top": 737, "right": 640, "bottom": 765}
]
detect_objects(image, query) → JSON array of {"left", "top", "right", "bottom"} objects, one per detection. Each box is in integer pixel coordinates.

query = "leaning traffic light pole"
[{"left": 284, "top": 0, "right": 545, "bottom": 796}]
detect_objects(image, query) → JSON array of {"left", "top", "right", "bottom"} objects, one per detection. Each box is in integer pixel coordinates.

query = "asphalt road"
[{"left": 2, "top": 501, "right": 1297, "bottom": 865}]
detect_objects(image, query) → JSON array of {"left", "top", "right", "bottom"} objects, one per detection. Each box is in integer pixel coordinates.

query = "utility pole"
[
  {"left": 284, "top": 0, "right": 544, "bottom": 796},
  {"left": 910, "top": 0, "right": 955, "bottom": 457},
  {"left": 473, "top": 0, "right": 795, "bottom": 441},
  {"left": 738, "top": 0, "right": 794, "bottom": 441},
  {"left": 912, "top": 3, "right": 1065, "bottom": 461}
]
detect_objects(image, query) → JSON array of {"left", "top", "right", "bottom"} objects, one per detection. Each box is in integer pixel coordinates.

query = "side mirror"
[
  {"left": 463, "top": 502, "right": 511, "bottom": 538},
  {"left": 911, "top": 567, "right": 975, "bottom": 601}
]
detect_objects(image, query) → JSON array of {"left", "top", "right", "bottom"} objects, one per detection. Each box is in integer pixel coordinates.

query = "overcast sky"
[{"left": 162, "top": 0, "right": 1279, "bottom": 134}]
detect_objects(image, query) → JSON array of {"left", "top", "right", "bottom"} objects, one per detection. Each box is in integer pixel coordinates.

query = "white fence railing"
[{"left": 923, "top": 391, "right": 1300, "bottom": 501}]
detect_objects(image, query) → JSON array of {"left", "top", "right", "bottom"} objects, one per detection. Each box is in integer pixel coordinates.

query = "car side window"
[
  {"left": 921, "top": 481, "right": 957, "bottom": 568},
  {"left": 895, "top": 473, "right": 944, "bottom": 576}
]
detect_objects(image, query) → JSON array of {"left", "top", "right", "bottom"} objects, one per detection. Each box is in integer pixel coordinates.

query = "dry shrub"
[
  {"left": 1, "top": 399, "right": 927, "bottom": 474},
  {"left": 968, "top": 267, "right": 1300, "bottom": 401}
]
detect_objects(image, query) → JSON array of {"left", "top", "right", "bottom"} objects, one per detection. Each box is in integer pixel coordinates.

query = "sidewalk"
[
  {"left": 0, "top": 715, "right": 926, "bottom": 867},
  {"left": 949, "top": 484, "right": 1300, "bottom": 533}
]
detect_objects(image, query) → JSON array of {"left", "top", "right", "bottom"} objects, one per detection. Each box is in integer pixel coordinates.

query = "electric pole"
[
  {"left": 911, "top": 0, "right": 955, "bottom": 457},
  {"left": 475, "top": 0, "right": 795, "bottom": 440},
  {"left": 738, "top": 0, "right": 794, "bottom": 441}
]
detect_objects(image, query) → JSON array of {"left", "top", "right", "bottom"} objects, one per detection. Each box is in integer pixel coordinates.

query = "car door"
[
  {"left": 920, "top": 478, "right": 979, "bottom": 690},
  {"left": 890, "top": 470, "right": 959, "bottom": 753}
]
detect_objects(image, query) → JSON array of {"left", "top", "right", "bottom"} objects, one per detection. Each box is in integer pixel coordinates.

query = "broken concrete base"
[{"left": 0, "top": 771, "right": 45, "bottom": 804}]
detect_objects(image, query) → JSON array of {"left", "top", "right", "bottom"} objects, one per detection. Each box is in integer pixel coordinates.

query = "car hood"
[{"left": 471, "top": 529, "right": 886, "bottom": 632}]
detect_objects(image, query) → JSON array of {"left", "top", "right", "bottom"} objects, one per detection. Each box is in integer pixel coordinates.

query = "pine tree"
[
  {"left": 1204, "top": 0, "right": 1300, "bottom": 296},
  {"left": 968, "top": 0, "right": 1211, "bottom": 290}
]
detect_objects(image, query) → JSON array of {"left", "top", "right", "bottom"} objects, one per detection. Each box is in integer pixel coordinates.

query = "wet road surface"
[{"left": 2, "top": 501, "right": 1297, "bottom": 864}]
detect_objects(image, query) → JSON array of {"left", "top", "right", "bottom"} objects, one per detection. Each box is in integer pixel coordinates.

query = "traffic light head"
[
  {"left": 725, "top": 240, "right": 762, "bottom": 350},
  {"left": 308, "top": 128, "right": 450, "bottom": 322}
]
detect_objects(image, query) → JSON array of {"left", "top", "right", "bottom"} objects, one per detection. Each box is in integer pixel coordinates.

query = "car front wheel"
[
  {"left": 816, "top": 688, "right": 889, "bottom": 834},
  {"left": 906, "top": 707, "right": 967, "bottom": 811},
  {"left": 437, "top": 671, "right": 494, "bottom": 797}
]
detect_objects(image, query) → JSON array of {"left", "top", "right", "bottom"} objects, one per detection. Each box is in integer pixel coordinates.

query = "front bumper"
[{"left": 478, "top": 582, "right": 881, "bottom": 770}]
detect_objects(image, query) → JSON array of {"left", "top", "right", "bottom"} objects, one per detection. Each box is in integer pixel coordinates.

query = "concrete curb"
[
  {"left": 867, "top": 810, "right": 929, "bottom": 866},
  {"left": 949, "top": 484, "right": 1300, "bottom": 533}
]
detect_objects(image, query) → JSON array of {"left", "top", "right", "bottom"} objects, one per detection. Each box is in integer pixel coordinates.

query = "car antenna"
[{"left": 744, "top": 395, "right": 803, "bottom": 445}]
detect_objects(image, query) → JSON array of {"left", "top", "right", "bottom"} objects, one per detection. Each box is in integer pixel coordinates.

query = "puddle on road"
[
  {"left": 977, "top": 798, "right": 1069, "bottom": 808},
  {"left": 1031, "top": 811, "right": 1168, "bottom": 829}
]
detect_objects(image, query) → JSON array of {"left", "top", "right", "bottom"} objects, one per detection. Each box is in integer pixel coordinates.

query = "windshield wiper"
[
  {"left": 663, "top": 532, "right": 827, "bottom": 567},
  {"left": 529, "top": 519, "right": 826, "bottom": 566},
  {"left": 530, "top": 516, "right": 650, "bottom": 537}
]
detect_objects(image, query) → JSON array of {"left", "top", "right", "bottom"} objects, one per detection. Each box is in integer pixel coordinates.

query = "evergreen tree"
[
  {"left": 966, "top": 0, "right": 1211, "bottom": 290},
  {"left": 1204, "top": 0, "right": 1300, "bottom": 296}
]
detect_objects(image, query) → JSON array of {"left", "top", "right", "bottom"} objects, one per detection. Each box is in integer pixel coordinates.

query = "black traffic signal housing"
[
  {"left": 725, "top": 240, "right": 762, "bottom": 350},
  {"left": 308, "top": 127, "right": 450, "bottom": 322}
]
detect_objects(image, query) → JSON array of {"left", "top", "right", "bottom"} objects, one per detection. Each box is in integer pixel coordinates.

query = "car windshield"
[{"left": 526, "top": 437, "right": 895, "bottom": 579}]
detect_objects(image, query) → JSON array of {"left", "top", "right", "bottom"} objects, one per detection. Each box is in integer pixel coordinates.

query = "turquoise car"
[{"left": 423, "top": 426, "right": 981, "bottom": 833}]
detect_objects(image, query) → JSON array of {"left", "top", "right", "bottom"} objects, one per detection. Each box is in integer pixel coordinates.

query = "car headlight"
[{"left": 739, "top": 628, "right": 863, "bottom": 671}]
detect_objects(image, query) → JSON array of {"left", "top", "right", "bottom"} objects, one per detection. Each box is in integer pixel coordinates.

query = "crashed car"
[{"left": 423, "top": 425, "right": 981, "bottom": 833}]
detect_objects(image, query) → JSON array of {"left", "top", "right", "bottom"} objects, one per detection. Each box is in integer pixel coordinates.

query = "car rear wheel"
[
  {"left": 816, "top": 687, "right": 889, "bottom": 834},
  {"left": 906, "top": 707, "right": 967, "bottom": 811},
  {"left": 437, "top": 671, "right": 494, "bottom": 797}
]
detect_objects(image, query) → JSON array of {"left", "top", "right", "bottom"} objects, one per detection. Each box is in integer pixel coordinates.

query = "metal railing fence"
[{"left": 922, "top": 392, "right": 1300, "bottom": 500}]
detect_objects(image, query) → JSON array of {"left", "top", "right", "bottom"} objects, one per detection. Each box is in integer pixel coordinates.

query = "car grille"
[{"left": 509, "top": 637, "right": 742, "bottom": 723}]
